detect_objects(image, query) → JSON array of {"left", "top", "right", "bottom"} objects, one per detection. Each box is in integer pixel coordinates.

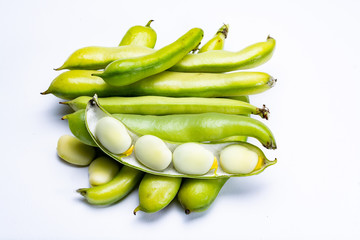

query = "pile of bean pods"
[{"left": 42, "top": 20, "right": 278, "bottom": 215}]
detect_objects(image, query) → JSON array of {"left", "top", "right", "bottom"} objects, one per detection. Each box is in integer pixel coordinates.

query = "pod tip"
[
  {"left": 76, "top": 188, "right": 87, "bottom": 197},
  {"left": 267, "top": 35, "right": 273, "bottom": 40},
  {"left": 133, "top": 206, "right": 141, "bottom": 215},
  {"left": 59, "top": 101, "right": 68, "bottom": 105},
  {"left": 61, "top": 115, "right": 68, "bottom": 120},
  {"left": 54, "top": 67, "right": 63, "bottom": 71},
  {"left": 185, "top": 209, "right": 191, "bottom": 215},
  {"left": 146, "top": 19, "right": 154, "bottom": 27},
  {"left": 268, "top": 78, "right": 277, "bottom": 88},
  {"left": 259, "top": 104, "right": 270, "bottom": 120},
  {"left": 40, "top": 90, "right": 49, "bottom": 95}
]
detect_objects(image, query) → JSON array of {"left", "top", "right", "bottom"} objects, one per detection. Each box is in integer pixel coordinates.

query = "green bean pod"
[
  {"left": 76, "top": 166, "right": 144, "bottom": 205},
  {"left": 61, "top": 96, "right": 269, "bottom": 119},
  {"left": 64, "top": 109, "right": 276, "bottom": 149},
  {"left": 119, "top": 20, "right": 157, "bottom": 48},
  {"left": 133, "top": 175, "right": 182, "bottom": 214},
  {"left": 94, "top": 28, "right": 204, "bottom": 86},
  {"left": 177, "top": 178, "right": 228, "bottom": 214},
  {"left": 169, "top": 36, "right": 276, "bottom": 72},
  {"left": 198, "top": 24, "right": 228, "bottom": 53},
  {"left": 41, "top": 70, "right": 275, "bottom": 100},
  {"left": 55, "top": 45, "right": 154, "bottom": 71}
]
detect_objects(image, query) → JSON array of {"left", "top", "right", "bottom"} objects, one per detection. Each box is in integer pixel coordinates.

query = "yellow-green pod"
[
  {"left": 77, "top": 166, "right": 144, "bottom": 205},
  {"left": 55, "top": 45, "right": 154, "bottom": 71},
  {"left": 198, "top": 24, "right": 228, "bottom": 53},
  {"left": 170, "top": 36, "right": 276, "bottom": 72},
  {"left": 178, "top": 178, "right": 228, "bottom": 214},
  {"left": 133, "top": 174, "right": 182, "bottom": 214},
  {"left": 119, "top": 20, "right": 157, "bottom": 48}
]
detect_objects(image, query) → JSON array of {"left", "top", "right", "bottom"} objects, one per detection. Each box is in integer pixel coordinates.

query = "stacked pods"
[{"left": 44, "top": 21, "right": 277, "bottom": 215}]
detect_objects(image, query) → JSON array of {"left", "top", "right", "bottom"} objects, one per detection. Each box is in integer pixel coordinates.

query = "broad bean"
[{"left": 56, "top": 135, "right": 96, "bottom": 166}]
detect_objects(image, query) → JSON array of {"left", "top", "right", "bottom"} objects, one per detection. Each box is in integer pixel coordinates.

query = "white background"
[{"left": 1, "top": 0, "right": 360, "bottom": 239}]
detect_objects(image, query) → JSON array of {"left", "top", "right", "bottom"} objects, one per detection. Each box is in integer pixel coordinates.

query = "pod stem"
[
  {"left": 257, "top": 104, "right": 270, "bottom": 120},
  {"left": 145, "top": 20, "right": 154, "bottom": 27},
  {"left": 133, "top": 206, "right": 142, "bottom": 215},
  {"left": 59, "top": 101, "right": 69, "bottom": 105},
  {"left": 54, "top": 65, "right": 65, "bottom": 71},
  {"left": 268, "top": 78, "right": 277, "bottom": 88},
  {"left": 217, "top": 24, "right": 229, "bottom": 38},
  {"left": 40, "top": 90, "right": 50, "bottom": 95},
  {"left": 76, "top": 188, "right": 88, "bottom": 197}
]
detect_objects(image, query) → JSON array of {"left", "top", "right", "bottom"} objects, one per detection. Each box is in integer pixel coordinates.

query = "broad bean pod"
[
  {"left": 177, "top": 178, "right": 228, "bottom": 214},
  {"left": 169, "top": 36, "right": 275, "bottom": 72},
  {"left": 94, "top": 28, "right": 204, "bottom": 86},
  {"left": 119, "top": 20, "right": 157, "bottom": 48},
  {"left": 85, "top": 96, "right": 276, "bottom": 178},
  {"left": 42, "top": 70, "right": 275, "bottom": 100},
  {"left": 55, "top": 45, "right": 154, "bottom": 71},
  {"left": 61, "top": 96, "right": 269, "bottom": 119},
  {"left": 133, "top": 175, "right": 182, "bottom": 214},
  {"left": 198, "top": 24, "right": 228, "bottom": 53},
  {"left": 77, "top": 165, "right": 144, "bottom": 205}
]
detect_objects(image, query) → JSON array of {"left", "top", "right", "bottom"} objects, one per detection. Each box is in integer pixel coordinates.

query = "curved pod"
[
  {"left": 94, "top": 28, "right": 204, "bottom": 86},
  {"left": 170, "top": 36, "right": 276, "bottom": 72}
]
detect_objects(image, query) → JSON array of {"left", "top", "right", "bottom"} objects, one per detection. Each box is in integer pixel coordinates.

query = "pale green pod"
[
  {"left": 61, "top": 95, "right": 269, "bottom": 119},
  {"left": 42, "top": 70, "right": 276, "bottom": 100}
]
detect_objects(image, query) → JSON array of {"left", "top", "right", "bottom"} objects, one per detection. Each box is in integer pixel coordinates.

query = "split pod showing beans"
[{"left": 85, "top": 95, "right": 277, "bottom": 178}]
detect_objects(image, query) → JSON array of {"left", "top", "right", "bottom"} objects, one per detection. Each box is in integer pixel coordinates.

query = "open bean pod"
[{"left": 85, "top": 95, "right": 276, "bottom": 179}]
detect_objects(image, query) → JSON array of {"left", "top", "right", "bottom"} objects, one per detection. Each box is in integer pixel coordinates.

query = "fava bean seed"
[{"left": 57, "top": 135, "right": 96, "bottom": 166}]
